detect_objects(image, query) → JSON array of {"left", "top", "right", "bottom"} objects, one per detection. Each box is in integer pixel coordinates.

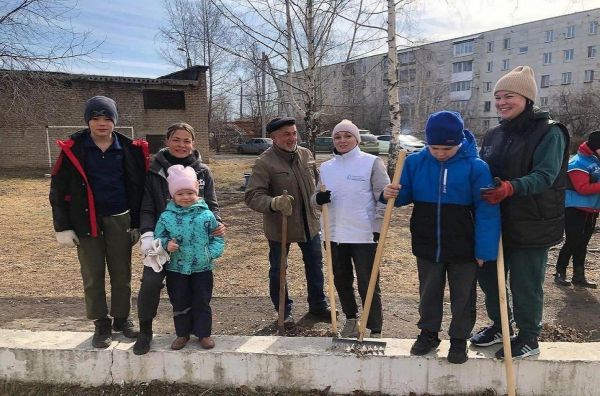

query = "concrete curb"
[{"left": 1, "top": 329, "right": 599, "bottom": 395}]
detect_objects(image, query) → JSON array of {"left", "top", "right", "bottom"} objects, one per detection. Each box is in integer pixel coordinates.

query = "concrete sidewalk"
[{"left": 1, "top": 329, "right": 599, "bottom": 395}]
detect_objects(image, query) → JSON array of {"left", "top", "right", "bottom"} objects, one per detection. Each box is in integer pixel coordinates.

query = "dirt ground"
[{"left": 0, "top": 154, "right": 599, "bottom": 344}]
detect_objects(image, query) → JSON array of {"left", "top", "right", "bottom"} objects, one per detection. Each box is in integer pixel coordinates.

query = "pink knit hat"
[
  {"left": 167, "top": 165, "right": 198, "bottom": 197},
  {"left": 332, "top": 119, "right": 361, "bottom": 143}
]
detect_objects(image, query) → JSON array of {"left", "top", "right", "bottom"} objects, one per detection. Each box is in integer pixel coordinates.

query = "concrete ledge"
[{"left": 1, "top": 329, "right": 599, "bottom": 395}]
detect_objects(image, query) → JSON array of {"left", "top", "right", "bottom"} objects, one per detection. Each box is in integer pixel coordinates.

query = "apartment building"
[{"left": 316, "top": 8, "right": 600, "bottom": 136}]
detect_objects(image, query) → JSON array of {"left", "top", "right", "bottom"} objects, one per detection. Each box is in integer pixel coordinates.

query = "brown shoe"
[
  {"left": 170, "top": 336, "right": 190, "bottom": 350},
  {"left": 199, "top": 336, "right": 215, "bottom": 349}
]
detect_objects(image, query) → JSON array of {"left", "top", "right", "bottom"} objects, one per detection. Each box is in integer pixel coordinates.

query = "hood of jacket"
[{"left": 151, "top": 148, "right": 203, "bottom": 175}]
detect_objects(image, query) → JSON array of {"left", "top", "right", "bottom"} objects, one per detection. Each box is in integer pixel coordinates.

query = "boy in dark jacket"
[
  {"left": 49, "top": 96, "right": 148, "bottom": 348},
  {"left": 383, "top": 111, "right": 500, "bottom": 364}
]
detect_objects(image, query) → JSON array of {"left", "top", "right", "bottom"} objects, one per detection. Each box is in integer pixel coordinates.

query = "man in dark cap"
[
  {"left": 49, "top": 95, "right": 149, "bottom": 348},
  {"left": 245, "top": 116, "right": 331, "bottom": 323}
]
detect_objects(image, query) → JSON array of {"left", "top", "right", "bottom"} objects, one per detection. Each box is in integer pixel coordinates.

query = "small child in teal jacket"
[{"left": 155, "top": 164, "right": 225, "bottom": 350}]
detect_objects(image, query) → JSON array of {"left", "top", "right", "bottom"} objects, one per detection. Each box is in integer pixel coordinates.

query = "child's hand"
[
  {"left": 167, "top": 239, "right": 179, "bottom": 253},
  {"left": 476, "top": 258, "right": 484, "bottom": 267},
  {"left": 383, "top": 184, "right": 401, "bottom": 200}
]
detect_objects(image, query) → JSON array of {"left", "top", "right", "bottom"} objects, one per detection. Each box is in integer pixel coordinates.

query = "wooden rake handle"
[
  {"left": 320, "top": 185, "right": 337, "bottom": 334},
  {"left": 277, "top": 190, "right": 289, "bottom": 336},
  {"left": 497, "top": 236, "right": 516, "bottom": 396},
  {"left": 358, "top": 151, "right": 406, "bottom": 341}
]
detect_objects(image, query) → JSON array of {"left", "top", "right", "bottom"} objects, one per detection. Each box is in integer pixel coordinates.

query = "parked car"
[
  {"left": 376, "top": 135, "right": 391, "bottom": 154},
  {"left": 236, "top": 138, "right": 273, "bottom": 154},
  {"left": 358, "top": 133, "right": 380, "bottom": 154},
  {"left": 299, "top": 136, "right": 334, "bottom": 153},
  {"left": 376, "top": 134, "right": 425, "bottom": 154}
]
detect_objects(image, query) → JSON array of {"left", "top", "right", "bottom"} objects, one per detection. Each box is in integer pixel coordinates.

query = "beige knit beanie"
[{"left": 494, "top": 66, "right": 537, "bottom": 102}]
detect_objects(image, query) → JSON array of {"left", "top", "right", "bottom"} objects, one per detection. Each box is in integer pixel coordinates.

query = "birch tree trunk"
[{"left": 386, "top": 0, "right": 402, "bottom": 176}]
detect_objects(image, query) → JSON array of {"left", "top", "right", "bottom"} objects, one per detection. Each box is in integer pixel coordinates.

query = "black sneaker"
[
  {"left": 470, "top": 325, "right": 511, "bottom": 347},
  {"left": 495, "top": 336, "right": 539, "bottom": 359},
  {"left": 571, "top": 277, "right": 597, "bottom": 289},
  {"left": 92, "top": 318, "right": 112, "bottom": 348},
  {"left": 554, "top": 273, "right": 571, "bottom": 286},
  {"left": 133, "top": 321, "right": 153, "bottom": 356},
  {"left": 308, "top": 306, "right": 337, "bottom": 320},
  {"left": 410, "top": 330, "right": 440, "bottom": 356},
  {"left": 113, "top": 317, "right": 139, "bottom": 338},
  {"left": 447, "top": 338, "right": 468, "bottom": 364}
]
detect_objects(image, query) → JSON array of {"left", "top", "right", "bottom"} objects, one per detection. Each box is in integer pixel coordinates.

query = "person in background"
[
  {"left": 134, "top": 122, "right": 225, "bottom": 355},
  {"left": 313, "top": 119, "right": 389, "bottom": 338},
  {"left": 473, "top": 66, "right": 570, "bottom": 359},
  {"left": 383, "top": 111, "right": 500, "bottom": 364},
  {"left": 49, "top": 95, "right": 148, "bottom": 348},
  {"left": 245, "top": 116, "right": 331, "bottom": 324},
  {"left": 154, "top": 165, "right": 225, "bottom": 350},
  {"left": 554, "top": 130, "right": 600, "bottom": 288}
]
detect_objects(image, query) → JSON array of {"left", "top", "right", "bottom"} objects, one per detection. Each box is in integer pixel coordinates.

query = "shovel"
[
  {"left": 277, "top": 190, "right": 290, "bottom": 336},
  {"left": 320, "top": 185, "right": 338, "bottom": 335},
  {"left": 497, "top": 236, "right": 516, "bottom": 396},
  {"left": 332, "top": 150, "right": 407, "bottom": 354}
]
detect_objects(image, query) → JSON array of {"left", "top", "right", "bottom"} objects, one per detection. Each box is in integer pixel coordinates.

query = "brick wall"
[{"left": 0, "top": 68, "right": 209, "bottom": 169}]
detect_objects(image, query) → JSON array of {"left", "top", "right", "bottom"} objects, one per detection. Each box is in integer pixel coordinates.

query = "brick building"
[{"left": 0, "top": 66, "right": 209, "bottom": 169}]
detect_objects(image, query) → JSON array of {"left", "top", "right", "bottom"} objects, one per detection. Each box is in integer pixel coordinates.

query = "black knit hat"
[
  {"left": 266, "top": 117, "right": 295, "bottom": 134},
  {"left": 587, "top": 130, "right": 600, "bottom": 151},
  {"left": 84, "top": 96, "right": 118, "bottom": 125}
]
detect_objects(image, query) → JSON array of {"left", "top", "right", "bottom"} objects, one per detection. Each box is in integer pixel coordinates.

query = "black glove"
[
  {"left": 373, "top": 232, "right": 380, "bottom": 242},
  {"left": 315, "top": 190, "right": 331, "bottom": 205}
]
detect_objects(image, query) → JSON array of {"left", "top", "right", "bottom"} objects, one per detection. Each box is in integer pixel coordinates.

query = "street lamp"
[{"left": 177, "top": 47, "right": 192, "bottom": 68}]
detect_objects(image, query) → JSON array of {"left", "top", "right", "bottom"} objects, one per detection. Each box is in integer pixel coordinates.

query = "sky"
[{"left": 67, "top": 0, "right": 600, "bottom": 78}]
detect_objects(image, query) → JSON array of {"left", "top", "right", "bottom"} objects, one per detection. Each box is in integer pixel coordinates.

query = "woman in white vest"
[{"left": 313, "top": 119, "right": 390, "bottom": 338}]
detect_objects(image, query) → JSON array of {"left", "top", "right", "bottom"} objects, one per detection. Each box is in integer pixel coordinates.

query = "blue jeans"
[{"left": 268, "top": 233, "right": 327, "bottom": 316}]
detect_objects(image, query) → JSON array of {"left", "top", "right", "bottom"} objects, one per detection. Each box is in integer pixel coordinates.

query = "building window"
[
  {"left": 362, "top": 64, "right": 367, "bottom": 74},
  {"left": 484, "top": 101, "right": 491, "bottom": 112},
  {"left": 399, "top": 68, "right": 416, "bottom": 82},
  {"left": 503, "top": 38, "right": 511, "bottom": 50},
  {"left": 487, "top": 61, "right": 493, "bottom": 72},
  {"left": 452, "top": 60, "right": 473, "bottom": 73},
  {"left": 483, "top": 82, "right": 492, "bottom": 92},
  {"left": 540, "top": 97, "right": 549, "bottom": 107},
  {"left": 585, "top": 70, "right": 595, "bottom": 82},
  {"left": 561, "top": 72, "right": 572, "bottom": 85},
  {"left": 543, "top": 52, "right": 552, "bottom": 64},
  {"left": 143, "top": 90, "right": 186, "bottom": 109},
  {"left": 541, "top": 75, "right": 550, "bottom": 88},
  {"left": 545, "top": 30, "right": 554, "bottom": 42},
  {"left": 566, "top": 25, "right": 575, "bottom": 38},
  {"left": 590, "top": 21, "right": 598, "bottom": 35},
  {"left": 487, "top": 41, "right": 494, "bottom": 52},
  {"left": 453, "top": 40, "right": 474, "bottom": 56},
  {"left": 483, "top": 120, "right": 490, "bottom": 130},
  {"left": 502, "top": 59, "right": 510, "bottom": 70},
  {"left": 564, "top": 49, "right": 574, "bottom": 62},
  {"left": 588, "top": 46, "right": 597, "bottom": 58},
  {"left": 519, "top": 46, "right": 528, "bottom": 54},
  {"left": 450, "top": 80, "right": 472, "bottom": 92},
  {"left": 398, "top": 51, "right": 416, "bottom": 65}
]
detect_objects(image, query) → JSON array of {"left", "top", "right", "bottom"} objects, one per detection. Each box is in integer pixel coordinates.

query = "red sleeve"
[{"left": 569, "top": 169, "right": 600, "bottom": 195}]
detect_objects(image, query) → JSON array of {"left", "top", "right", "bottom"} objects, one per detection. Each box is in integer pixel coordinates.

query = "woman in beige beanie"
[{"left": 471, "top": 66, "right": 570, "bottom": 359}]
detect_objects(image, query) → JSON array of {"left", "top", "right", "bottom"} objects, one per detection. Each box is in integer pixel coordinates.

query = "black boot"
[
  {"left": 554, "top": 272, "right": 571, "bottom": 286},
  {"left": 572, "top": 267, "right": 597, "bottom": 289},
  {"left": 133, "top": 320, "right": 153, "bottom": 355},
  {"left": 410, "top": 329, "right": 440, "bottom": 355},
  {"left": 113, "top": 317, "right": 139, "bottom": 338},
  {"left": 92, "top": 317, "right": 112, "bottom": 348},
  {"left": 447, "top": 338, "right": 468, "bottom": 364}
]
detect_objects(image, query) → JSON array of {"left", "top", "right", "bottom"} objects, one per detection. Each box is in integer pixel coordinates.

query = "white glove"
[
  {"left": 143, "top": 239, "right": 170, "bottom": 272},
  {"left": 139, "top": 231, "right": 154, "bottom": 256},
  {"left": 56, "top": 230, "right": 79, "bottom": 248}
]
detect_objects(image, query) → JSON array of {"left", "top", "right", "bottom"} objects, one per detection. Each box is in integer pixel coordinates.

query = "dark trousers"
[
  {"left": 77, "top": 212, "right": 132, "bottom": 320},
  {"left": 416, "top": 258, "right": 477, "bottom": 339},
  {"left": 556, "top": 208, "right": 598, "bottom": 277},
  {"left": 478, "top": 246, "right": 548, "bottom": 339},
  {"left": 166, "top": 270, "right": 213, "bottom": 338},
  {"left": 137, "top": 266, "right": 166, "bottom": 322},
  {"left": 331, "top": 243, "right": 382, "bottom": 332},
  {"left": 267, "top": 233, "right": 327, "bottom": 316}
]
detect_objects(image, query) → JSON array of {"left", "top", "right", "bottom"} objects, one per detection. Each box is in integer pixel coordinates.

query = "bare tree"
[{"left": 549, "top": 87, "right": 600, "bottom": 151}]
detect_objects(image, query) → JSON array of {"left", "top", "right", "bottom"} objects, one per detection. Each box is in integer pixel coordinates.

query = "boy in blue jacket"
[
  {"left": 154, "top": 165, "right": 225, "bottom": 351},
  {"left": 383, "top": 111, "right": 500, "bottom": 364}
]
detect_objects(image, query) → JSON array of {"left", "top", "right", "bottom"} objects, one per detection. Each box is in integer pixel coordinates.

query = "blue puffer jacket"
[
  {"left": 155, "top": 199, "right": 225, "bottom": 274},
  {"left": 394, "top": 130, "right": 501, "bottom": 262}
]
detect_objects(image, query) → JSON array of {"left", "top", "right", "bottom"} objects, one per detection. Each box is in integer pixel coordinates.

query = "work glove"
[
  {"left": 140, "top": 231, "right": 154, "bottom": 256},
  {"left": 315, "top": 190, "right": 331, "bottom": 205},
  {"left": 270, "top": 194, "right": 295, "bottom": 217},
  {"left": 373, "top": 232, "right": 380, "bottom": 243},
  {"left": 481, "top": 177, "right": 514, "bottom": 205},
  {"left": 129, "top": 228, "right": 140, "bottom": 246},
  {"left": 56, "top": 230, "right": 79, "bottom": 248}
]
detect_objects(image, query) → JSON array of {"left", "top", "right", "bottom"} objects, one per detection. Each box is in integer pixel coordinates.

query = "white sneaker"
[{"left": 340, "top": 318, "right": 359, "bottom": 338}]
